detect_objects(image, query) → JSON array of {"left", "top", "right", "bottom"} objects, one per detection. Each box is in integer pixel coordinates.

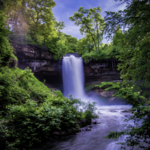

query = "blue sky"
[{"left": 52, "top": 0, "right": 126, "bottom": 43}]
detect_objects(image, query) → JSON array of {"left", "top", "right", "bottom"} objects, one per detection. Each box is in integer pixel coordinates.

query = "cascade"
[
  {"left": 62, "top": 55, "right": 85, "bottom": 99},
  {"left": 62, "top": 55, "right": 117, "bottom": 105}
]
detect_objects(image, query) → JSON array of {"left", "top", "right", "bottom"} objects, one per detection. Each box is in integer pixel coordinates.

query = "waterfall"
[
  {"left": 46, "top": 55, "right": 136, "bottom": 150},
  {"left": 62, "top": 55, "right": 85, "bottom": 99},
  {"left": 62, "top": 55, "right": 118, "bottom": 105}
]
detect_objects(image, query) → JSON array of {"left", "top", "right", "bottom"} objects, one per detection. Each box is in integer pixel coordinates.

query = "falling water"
[
  {"left": 62, "top": 55, "right": 85, "bottom": 99},
  {"left": 62, "top": 55, "right": 104, "bottom": 105},
  {"left": 62, "top": 55, "right": 124, "bottom": 105}
]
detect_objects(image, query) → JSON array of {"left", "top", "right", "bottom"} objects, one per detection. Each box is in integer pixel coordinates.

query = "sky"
[{"left": 52, "top": 0, "right": 126, "bottom": 43}]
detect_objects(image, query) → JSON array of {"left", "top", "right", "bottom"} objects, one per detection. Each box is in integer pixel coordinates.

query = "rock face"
[
  {"left": 92, "top": 87, "right": 116, "bottom": 98},
  {"left": 84, "top": 59, "right": 120, "bottom": 85},
  {"left": 12, "top": 43, "right": 121, "bottom": 90},
  {"left": 91, "top": 87, "right": 116, "bottom": 102},
  {"left": 12, "top": 43, "right": 62, "bottom": 89}
]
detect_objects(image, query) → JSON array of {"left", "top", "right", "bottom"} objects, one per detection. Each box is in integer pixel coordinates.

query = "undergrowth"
[{"left": 0, "top": 67, "right": 97, "bottom": 150}]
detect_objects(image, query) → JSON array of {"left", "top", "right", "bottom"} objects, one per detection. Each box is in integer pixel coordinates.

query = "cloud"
[{"left": 102, "top": 0, "right": 126, "bottom": 12}]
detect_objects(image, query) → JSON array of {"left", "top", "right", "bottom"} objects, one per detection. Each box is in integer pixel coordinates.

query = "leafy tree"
[
  {"left": 1, "top": 0, "right": 82, "bottom": 59},
  {"left": 104, "top": 0, "right": 150, "bottom": 82},
  {"left": 25, "top": 0, "right": 56, "bottom": 44},
  {"left": 81, "top": 43, "right": 114, "bottom": 62},
  {"left": 1, "top": 0, "right": 57, "bottom": 45},
  {"left": 55, "top": 21, "right": 65, "bottom": 32},
  {"left": 1, "top": 0, "right": 28, "bottom": 42},
  {"left": 69, "top": 7, "right": 105, "bottom": 51},
  {"left": 76, "top": 36, "right": 94, "bottom": 55},
  {"left": 1, "top": 0, "right": 79, "bottom": 59},
  {"left": 65, "top": 34, "right": 78, "bottom": 53},
  {"left": 45, "top": 32, "right": 71, "bottom": 60},
  {"left": 0, "top": 11, "right": 16, "bottom": 67}
]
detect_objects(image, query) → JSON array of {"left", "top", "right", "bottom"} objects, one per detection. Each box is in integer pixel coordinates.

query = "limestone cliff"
[
  {"left": 84, "top": 59, "right": 121, "bottom": 85},
  {"left": 12, "top": 43, "right": 62, "bottom": 89},
  {"left": 12, "top": 43, "right": 121, "bottom": 90}
]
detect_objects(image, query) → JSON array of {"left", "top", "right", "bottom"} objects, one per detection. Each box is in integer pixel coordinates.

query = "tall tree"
[
  {"left": 25, "top": 0, "right": 56, "bottom": 44},
  {"left": 0, "top": 11, "right": 15, "bottom": 67},
  {"left": 105, "top": 0, "right": 150, "bottom": 82},
  {"left": 1, "top": 0, "right": 57, "bottom": 44},
  {"left": 69, "top": 7, "right": 105, "bottom": 51},
  {"left": 1, "top": 0, "right": 27, "bottom": 39}
]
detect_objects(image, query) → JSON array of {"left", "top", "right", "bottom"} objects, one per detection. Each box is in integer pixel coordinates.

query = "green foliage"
[
  {"left": 25, "top": 0, "right": 56, "bottom": 44},
  {"left": 1, "top": 0, "right": 79, "bottom": 60},
  {"left": 95, "top": 81, "right": 121, "bottom": 90},
  {"left": 82, "top": 43, "right": 114, "bottom": 62},
  {"left": 104, "top": 0, "right": 150, "bottom": 82},
  {"left": 55, "top": 21, "right": 65, "bottom": 32},
  {"left": 93, "top": 1, "right": 150, "bottom": 148},
  {"left": 3, "top": 99, "right": 81, "bottom": 148},
  {"left": 76, "top": 37, "right": 94, "bottom": 55},
  {"left": 0, "top": 11, "right": 15, "bottom": 67},
  {"left": 45, "top": 32, "right": 79, "bottom": 60},
  {"left": 45, "top": 35, "right": 67, "bottom": 60},
  {"left": 65, "top": 34, "right": 78, "bottom": 53},
  {"left": 0, "top": 67, "right": 48, "bottom": 115},
  {"left": 82, "top": 102, "right": 97, "bottom": 124},
  {"left": 96, "top": 81, "right": 150, "bottom": 149},
  {"left": 96, "top": 81, "right": 144, "bottom": 106},
  {"left": 3, "top": 0, "right": 57, "bottom": 45},
  {"left": 69, "top": 6, "right": 105, "bottom": 51}
]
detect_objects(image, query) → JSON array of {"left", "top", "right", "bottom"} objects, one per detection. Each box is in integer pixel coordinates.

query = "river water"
[
  {"left": 31, "top": 105, "right": 140, "bottom": 150},
  {"left": 31, "top": 55, "right": 140, "bottom": 150}
]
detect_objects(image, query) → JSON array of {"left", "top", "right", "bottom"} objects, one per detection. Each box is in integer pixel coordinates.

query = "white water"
[
  {"left": 62, "top": 55, "right": 105, "bottom": 105},
  {"left": 32, "top": 105, "right": 139, "bottom": 150},
  {"left": 62, "top": 55, "right": 85, "bottom": 98}
]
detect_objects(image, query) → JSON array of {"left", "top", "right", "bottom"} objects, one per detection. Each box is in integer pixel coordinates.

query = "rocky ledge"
[
  {"left": 11, "top": 43, "right": 121, "bottom": 90},
  {"left": 84, "top": 59, "right": 121, "bottom": 85},
  {"left": 12, "top": 43, "right": 62, "bottom": 89}
]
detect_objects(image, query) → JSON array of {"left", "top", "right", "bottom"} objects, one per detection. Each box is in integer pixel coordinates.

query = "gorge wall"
[
  {"left": 12, "top": 43, "right": 62, "bottom": 89},
  {"left": 12, "top": 43, "right": 121, "bottom": 91},
  {"left": 84, "top": 59, "right": 120, "bottom": 86}
]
